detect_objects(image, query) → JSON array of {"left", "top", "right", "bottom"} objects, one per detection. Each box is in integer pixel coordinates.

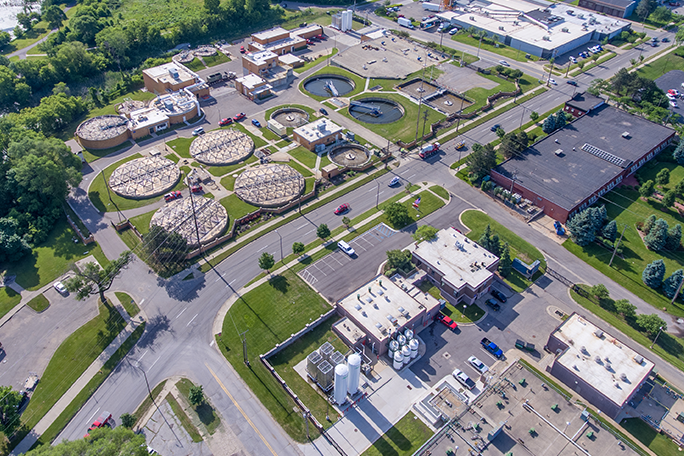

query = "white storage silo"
[
  {"left": 401, "top": 345, "right": 411, "bottom": 365},
  {"left": 334, "top": 364, "right": 349, "bottom": 405},
  {"left": 393, "top": 350, "right": 404, "bottom": 370},
  {"left": 397, "top": 334, "right": 407, "bottom": 347},
  {"left": 347, "top": 354, "right": 361, "bottom": 395},
  {"left": 409, "top": 338, "right": 419, "bottom": 359},
  {"left": 388, "top": 340, "right": 399, "bottom": 359},
  {"left": 404, "top": 329, "right": 414, "bottom": 341}
]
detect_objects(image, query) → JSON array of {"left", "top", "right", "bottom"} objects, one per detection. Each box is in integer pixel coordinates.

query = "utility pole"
[
  {"left": 185, "top": 171, "right": 203, "bottom": 255},
  {"left": 414, "top": 53, "right": 427, "bottom": 143},
  {"left": 671, "top": 275, "right": 684, "bottom": 306},
  {"left": 420, "top": 110, "right": 430, "bottom": 146},
  {"left": 101, "top": 169, "right": 123, "bottom": 222},
  {"left": 240, "top": 330, "right": 250, "bottom": 367},
  {"left": 455, "top": 93, "right": 466, "bottom": 134},
  {"left": 303, "top": 411, "right": 310, "bottom": 440},
  {"left": 609, "top": 224, "right": 627, "bottom": 267},
  {"left": 651, "top": 326, "right": 664, "bottom": 349}
]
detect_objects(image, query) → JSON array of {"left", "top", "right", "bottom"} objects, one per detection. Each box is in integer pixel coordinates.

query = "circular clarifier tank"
[
  {"left": 348, "top": 97, "right": 404, "bottom": 124},
  {"left": 303, "top": 74, "right": 355, "bottom": 98}
]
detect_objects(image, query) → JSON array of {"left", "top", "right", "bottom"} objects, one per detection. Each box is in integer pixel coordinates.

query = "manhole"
[{"left": 443, "top": 352, "right": 451, "bottom": 359}]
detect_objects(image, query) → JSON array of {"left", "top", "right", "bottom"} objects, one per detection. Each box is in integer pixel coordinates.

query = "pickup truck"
[{"left": 481, "top": 337, "right": 503, "bottom": 358}]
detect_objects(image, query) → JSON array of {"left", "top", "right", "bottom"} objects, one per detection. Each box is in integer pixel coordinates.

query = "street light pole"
[
  {"left": 376, "top": 180, "right": 380, "bottom": 208},
  {"left": 651, "top": 326, "right": 664, "bottom": 349},
  {"left": 275, "top": 229, "right": 283, "bottom": 263}
]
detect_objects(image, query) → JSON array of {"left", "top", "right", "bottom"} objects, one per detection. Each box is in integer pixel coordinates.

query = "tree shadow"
[
  {"left": 137, "top": 314, "right": 172, "bottom": 349},
  {"left": 195, "top": 403, "right": 218, "bottom": 429},
  {"left": 268, "top": 274, "right": 289, "bottom": 293},
  {"left": 155, "top": 272, "right": 206, "bottom": 302}
]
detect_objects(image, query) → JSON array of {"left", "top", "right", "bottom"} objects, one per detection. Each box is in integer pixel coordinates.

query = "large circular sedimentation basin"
[
  {"left": 271, "top": 107, "right": 309, "bottom": 127},
  {"left": 304, "top": 74, "right": 355, "bottom": 98},
  {"left": 349, "top": 98, "right": 404, "bottom": 124},
  {"left": 150, "top": 197, "right": 228, "bottom": 247},
  {"left": 109, "top": 156, "right": 180, "bottom": 199},
  {"left": 76, "top": 115, "right": 130, "bottom": 150},
  {"left": 329, "top": 144, "right": 372, "bottom": 169},
  {"left": 234, "top": 164, "right": 305, "bottom": 207},
  {"left": 190, "top": 129, "right": 254, "bottom": 166}
]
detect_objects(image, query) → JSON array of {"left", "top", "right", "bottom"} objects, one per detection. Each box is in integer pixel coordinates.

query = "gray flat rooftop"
[
  {"left": 566, "top": 92, "right": 605, "bottom": 112},
  {"left": 494, "top": 104, "right": 674, "bottom": 211},
  {"left": 590, "top": 0, "right": 635, "bottom": 7}
]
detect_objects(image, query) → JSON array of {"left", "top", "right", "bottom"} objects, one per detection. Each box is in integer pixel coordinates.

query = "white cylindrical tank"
[
  {"left": 388, "top": 340, "right": 399, "bottom": 359},
  {"left": 334, "top": 364, "right": 349, "bottom": 405},
  {"left": 347, "top": 354, "right": 361, "bottom": 395},
  {"left": 401, "top": 345, "right": 411, "bottom": 364},
  {"left": 409, "top": 339, "right": 419, "bottom": 358},
  {"left": 404, "top": 329, "right": 414, "bottom": 341},
  {"left": 397, "top": 334, "right": 407, "bottom": 346},
  {"left": 393, "top": 351, "right": 404, "bottom": 370}
]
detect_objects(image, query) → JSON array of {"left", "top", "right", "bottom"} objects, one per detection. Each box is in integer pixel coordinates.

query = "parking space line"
[{"left": 313, "top": 264, "right": 328, "bottom": 277}]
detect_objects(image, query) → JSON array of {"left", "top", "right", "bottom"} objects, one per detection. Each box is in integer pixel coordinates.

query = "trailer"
[{"left": 423, "top": 2, "right": 440, "bottom": 11}]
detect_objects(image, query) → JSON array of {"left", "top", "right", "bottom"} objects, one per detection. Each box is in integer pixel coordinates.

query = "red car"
[
  {"left": 318, "top": 34, "right": 326, "bottom": 40},
  {"left": 240, "top": 46, "right": 246, "bottom": 53},
  {"left": 438, "top": 313, "right": 458, "bottom": 330},
  {"left": 219, "top": 117, "right": 233, "bottom": 126},
  {"left": 164, "top": 191, "right": 182, "bottom": 202},
  {"left": 84, "top": 411, "right": 112, "bottom": 438},
  {"left": 334, "top": 203, "right": 350, "bottom": 215},
  {"left": 233, "top": 112, "right": 246, "bottom": 121},
  {"left": 191, "top": 185, "right": 202, "bottom": 193}
]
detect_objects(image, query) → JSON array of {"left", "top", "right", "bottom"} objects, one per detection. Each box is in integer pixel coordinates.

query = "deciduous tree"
[
  {"left": 530, "top": 111, "right": 539, "bottom": 122},
  {"left": 656, "top": 168, "right": 670, "bottom": 186},
  {"left": 386, "top": 249, "right": 412, "bottom": 271},
  {"left": 25, "top": 426, "right": 146, "bottom": 455},
  {"left": 316, "top": 223, "right": 330, "bottom": 239},
  {"left": 258, "top": 252, "right": 275, "bottom": 273},
  {"left": 636, "top": 313, "right": 667, "bottom": 338},
  {"left": 590, "top": 284, "right": 610, "bottom": 301},
  {"left": 142, "top": 225, "right": 190, "bottom": 270},
  {"left": 65, "top": 251, "right": 133, "bottom": 304},
  {"left": 643, "top": 214, "right": 657, "bottom": 233},
  {"left": 639, "top": 180, "right": 655, "bottom": 200},
  {"left": 662, "top": 190, "right": 676, "bottom": 209},
  {"left": 413, "top": 225, "right": 439, "bottom": 243},
  {"left": 615, "top": 299, "right": 637, "bottom": 318},
  {"left": 119, "top": 413, "right": 136, "bottom": 429},
  {"left": 0, "top": 386, "right": 22, "bottom": 434},
  {"left": 384, "top": 203, "right": 412, "bottom": 228},
  {"left": 465, "top": 143, "right": 497, "bottom": 180},
  {"left": 292, "top": 242, "right": 305, "bottom": 256}
]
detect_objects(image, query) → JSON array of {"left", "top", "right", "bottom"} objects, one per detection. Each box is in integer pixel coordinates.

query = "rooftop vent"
[
  {"left": 542, "top": 36, "right": 550, "bottom": 41},
  {"left": 354, "top": 303, "right": 361, "bottom": 310},
  {"left": 594, "top": 329, "right": 604, "bottom": 338},
  {"left": 554, "top": 149, "right": 563, "bottom": 156},
  {"left": 634, "top": 354, "right": 644, "bottom": 364},
  {"left": 562, "top": 27, "right": 568, "bottom": 33},
  {"left": 595, "top": 356, "right": 602, "bottom": 364},
  {"left": 620, "top": 373, "right": 628, "bottom": 382},
  {"left": 621, "top": 131, "right": 630, "bottom": 138}
]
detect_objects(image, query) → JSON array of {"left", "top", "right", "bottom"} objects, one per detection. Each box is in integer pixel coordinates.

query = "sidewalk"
[{"left": 10, "top": 294, "right": 145, "bottom": 456}]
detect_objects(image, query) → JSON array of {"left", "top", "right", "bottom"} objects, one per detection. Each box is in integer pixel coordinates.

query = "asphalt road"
[{"left": 53, "top": 14, "right": 684, "bottom": 456}]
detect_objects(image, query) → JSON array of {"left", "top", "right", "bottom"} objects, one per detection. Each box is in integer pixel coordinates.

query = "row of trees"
[
  {"left": 639, "top": 215, "right": 682, "bottom": 252},
  {"left": 642, "top": 259, "right": 683, "bottom": 298},
  {"left": 478, "top": 225, "right": 513, "bottom": 277},
  {"left": 541, "top": 110, "right": 571, "bottom": 134}
]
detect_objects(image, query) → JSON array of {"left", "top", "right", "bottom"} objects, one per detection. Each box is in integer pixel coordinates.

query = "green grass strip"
[
  {"left": 133, "top": 380, "right": 167, "bottom": 428},
  {"left": 26, "top": 294, "right": 49, "bottom": 313},
  {"left": 114, "top": 291, "right": 140, "bottom": 318},
  {"left": 165, "top": 393, "right": 203, "bottom": 442}
]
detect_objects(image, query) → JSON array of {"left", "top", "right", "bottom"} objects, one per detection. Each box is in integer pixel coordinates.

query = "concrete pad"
[
  {"left": 142, "top": 399, "right": 212, "bottom": 456},
  {"left": 436, "top": 63, "right": 499, "bottom": 93}
]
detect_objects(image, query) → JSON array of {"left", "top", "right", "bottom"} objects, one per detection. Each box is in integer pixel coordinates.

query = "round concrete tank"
[
  {"left": 393, "top": 351, "right": 404, "bottom": 370},
  {"left": 388, "top": 340, "right": 399, "bottom": 359},
  {"left": 347, "top": 354, "right": 361, "bottom": 395},
  {"left": 404, "top": 329, "right": 414, "bottom": 341},
  {"left": 397, "top": 334, "right": 407, "bottom": 347},
  {"left": 409, "top": 339, "right": 419, "bottom": 359},
  {"left": 401, "top": 346, "right": 411, "bottom": 365},
  {"left": 334, "top": 364, "right": 349, "bottom": 405}
]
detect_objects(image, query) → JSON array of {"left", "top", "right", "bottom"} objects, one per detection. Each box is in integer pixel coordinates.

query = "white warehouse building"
[{"left": 438, "top": 0, "right": 630, "bottom": 58}]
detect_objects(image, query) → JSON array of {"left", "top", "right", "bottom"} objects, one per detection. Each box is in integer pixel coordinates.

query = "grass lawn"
[
  {"left": 361, "top": 412, "right": 433, "bottom": 456},
  {"left": 128, "top": 209, "right": 156, "bottom": 236},
  {"left": 621, "top": 418, "right": 680, "bottom": 456},
  {"left": 230, "top": 123, "right": 268, "bottom": 149},
  {"left": 176, "top": 378, "right": 220, "bottom": 435},
  {"left": 417, "top": 281, "right": 484, "bottom": 323},
  {"left": 183, "top": 57, "right": 206, "bottom": 72},
  {"left": 0, "top": 287, "right": 22, "bottom": 320},
  {"left": 166, "top": 393, "right": 202, "bottom": 442},
  {"left": 217, "top": 270, "right": 331, "bottom": 442},
  {"left": 451, "top": 33, "right": 538, "bottom": 62},
  {"left": 301, "top": 66, "right": 366, "bottom": 101},
  {"left": 287, "top": 160, "right": 314, "bottom": 177},
  {"left": 342, "top": 93, "right": 445, "bottom": 144},
  {"left": 19, "top": 303, "right": 126, "bottom": 433},
  {"left": 26, "top": 294, "right": 50, "bottom": 313},
  {"left": 294, "top": 48, "right": 338, "bottom": 74},
  {"left": 564, "top": 176, "right": 684, "bottom": 316},
  {"left": 114, "top": 291, "right": 140, "bottom": 318},
  {"left": 428, "top": 185, "right": 449, "bottom": 200},
  {"left": 220, "top": 173, "right": 238, "bottom": 191},
  {"left": 133, "top": 380, "right": 167, "bottom": 427},
  {"left": 202, "top": 53, "right": 231, "bottom": 67},
  {"left": 637, "top": 48, "right": 684, "bottom": 81},
  {"left": 382, "top": 190, "right": 445, "bottom": 229},
  {"left": 260, "top": 126, "right": 281, "bottom": 141},
  {"left": 2, "top": 217, "right": 107, "bottom": 292},
  {"left": 166, "top": 137, "right": 194, "bottom": 159},
  {"left": 276, "top": 139, "right": 292, "bottom": 148},
  {"left": 461, "top": 210, "right": 546, "bottom": 292},
  {"left": 207, "top": 157, "right": 255, "bottom": 178},
  {"left": 81, "top": 141, "right": 133, "bottom": 165},
  {"left": 463, "top": 72, "right": 540, "bottom": 114},
  {"left": 289, "top": 146, "right": 318, "bottom": 169},
  {"left": 269, "top": 315, "right": 347, "bottom": 427},
  {"left": 219, "top": 194, "right": 258, "bottom": 228}
]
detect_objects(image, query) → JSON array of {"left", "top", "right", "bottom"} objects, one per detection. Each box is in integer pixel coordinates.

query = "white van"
[{"left": 338, "top": 240, "right": 356, "bottom": 257}]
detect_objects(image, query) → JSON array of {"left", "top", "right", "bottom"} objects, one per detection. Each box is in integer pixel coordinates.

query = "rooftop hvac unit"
[
  {"left": 317, "top": 360, "right": 334, "bottom": 390},
  {"left": 320, "top": 341, "right": 334, "bottom": 361},
  {"left": 330, "top": 351, "right": 345, "bottom": 367},
  {"left": 470, "top": 16, "right": 475, "bottom": 20},
  {"left": 622, "top": 131, "right": 630, "bottom": 138},
  {"left": 307, "top": 351, "right": 323, "bottom": 379},
  {"left": 620, "top": 373, "right": 628, "bottom": 382},
  {"left": 634, "top": 354, "right": 644, "bottom": 364},
  {"left": 542, "top": 36, "right": 550, "bottom": 41},
  {"left": 375, "top": 322, "right": 387, "bottom": 333},
  {"left": 499, "top": 26, "right": 504, "bottom": 30},
  {"left": 594, "top": 329, "right": 604, "bottom": 338},
  {"left": 562, "top": 27, "right": 568, "bottom": 32}
]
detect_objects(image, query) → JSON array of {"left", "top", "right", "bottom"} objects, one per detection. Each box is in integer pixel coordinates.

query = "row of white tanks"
[
  {"left": 333, "top": 353, "right": 361, "bottom": 405},
  {"left": 388, "top": 328, "right": 419, "bottom": 370}
]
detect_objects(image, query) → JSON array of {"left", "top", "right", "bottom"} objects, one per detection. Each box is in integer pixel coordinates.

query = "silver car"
[
  {"left": 468, "top": 356, "right": 489, "bottom": 374},
  {"left": 53, "top": 281, "right": 67, "bottom": 295}
]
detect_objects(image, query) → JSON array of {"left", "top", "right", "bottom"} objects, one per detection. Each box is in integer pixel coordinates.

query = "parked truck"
[
  {"left": 423, "top": 2, "right": 440, "bottom": 11},
  {"left": 397, "top": 17, "right": 414, "bottom": 29},
  {"left": 206, "top": 72, "right": 224, "bottom": 84},
  {"left": 481, "top": 337, "right": 504, "bottom": 358},
  {"left": 419, "top": 142, "right": 440, "bottom": 159}
]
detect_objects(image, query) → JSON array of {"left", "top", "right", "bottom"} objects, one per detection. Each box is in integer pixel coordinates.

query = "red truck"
[
  {"left": 419, "top": 142, "right": 440, "bottom": 159},
  {"left": 84, "top": 411, "right": 112, "bottom": 437}
]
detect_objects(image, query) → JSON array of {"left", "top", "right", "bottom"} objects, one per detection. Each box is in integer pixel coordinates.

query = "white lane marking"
[
  {"left": 147, "top": 355, "right": 161, "bottom": 373},
  {"left": 407, "top": 174, "right": 416, "bottom": 180},
  {"left": 367, "top": 187, "right": 376, "bottom": 192},
  {"left": 215, "top": 275, "right": 223, "bottom": 282},
  {"left": 305, "top": 229, "right": 316, "bottom": 235},
  {"left": 140, "top": 299, "right": 145, "bottom": 305},
  {"left": 297, "top": 223, "right": 308, "bottom": 230},
  {"left": 399, "top": 168, "right": 411, "bottom": 175},
  {"left": 257, "top": 245, "right": 269, "bottom": 252},
  {"left": 187, "top": 314, "right": 198, "bottom": 327},
  {"left": 137, "top": 350, "right": 148, "bottom": 362},
  {"left": 85, "top": 408, "right": 100, "bottom": 426},
  {"left": 378, "top": 191, "right": 385, "bottom": 196},
  {"left": 229, "top": 279, "right": 236, "bottom": 285},
  {"left": 176, "top": 308, "right": 187, "bottom": 319},
  {"left": 210, "top": 340, "right": 215, "bottom": 347}
]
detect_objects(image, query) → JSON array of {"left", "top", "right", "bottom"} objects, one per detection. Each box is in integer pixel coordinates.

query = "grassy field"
[
  {"left": 342, "top": 93, "right": 445, "bottom": 144},
  {"left": 451, "top": 33, "right": 539, "bottom": 62},
  {"left": 382, "top": 190, "right": 445, "bottom": 229},
  {"left": 0, "top": 287, "right": 22, "bottom": 320},
  {"left": 114, "top": 291, "right": 140, "bottom": 317},
  {"left": 428, "top": 185, "right": 449, "bottom": 200},
  {"left": 1, "top": 216, "right": 107, "bottom": 292},
  {"left": 461, "top": 210, "right": 546, "bottom": 292},
  {"left": 301, "top": 66, "right": 366, "bottom": 101},
  {"left": 621, "top": 418, "right": 680, "bottom": 456},
  {"left": 289, "top": 146, "right": 318, "bottom": 169},
  {"left": 128, "top": 209, "right": 156, "bottom": 236},
  {"left": 564, "top": 170, "right": 684, "bottom": 316},
  {"left": 637, "top": 48, "right": 684, "bottom": 81},
  {"left": 26, "top": 294, "right": 50, "bottom": 313},
  {"left": 287, "top": 158, "right": 315, "bottom": 177},
  {"left": 202, "top": 52, "right": 231, "bottom": 67},
  {"left": 166, "top": 137, "right": 194, "bottom": 159},
  {"left": 217, "top": 270, "right": 331, "bottom": 442},
  {"left": 176, "top": 378, "right": 220, "bottom": 435},
  {"left": 361, "top": 412, "right": 433, "bottom": 456},
  {"left": 207, "top": 158, "right": 255, "bottom": 178},
  {"left": 417, "top": 281, "right": 484, "bottom": 323},
  {"left": 269, "top": 315, "right": 347, "bottom": 427},
  {"left": 19, "top": 303, "right": 126, "bottom": 435},
  {"left": 218, "top": 194, "right": 258, "bottom": 228},
  {"left": 463, "top": 72, "right": 541, "bottom": 114}
]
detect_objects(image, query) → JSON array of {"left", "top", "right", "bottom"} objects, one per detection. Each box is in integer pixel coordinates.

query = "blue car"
[{"left": 252, "top": 119, "right": 262, "bottom": 128}]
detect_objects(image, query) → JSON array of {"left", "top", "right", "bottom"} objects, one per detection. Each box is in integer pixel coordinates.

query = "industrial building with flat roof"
[
  {"left": 578, "top": 0, "right": 636, "bottom": 18},
  {"left": 249, "top": 26, "right": 308, "bottom": 55},
  {"left": 293, "top": 118, "right": 344, "bottom": 151},
  {"left": 235, "top": 74, "right": 272, "bottom": 101},
  {"left": 546, "top": 313, "right": 654, "bottom": 419},
  {"left": 437, "top": 0, "right": 629, "bottom": 58},
  {"left": 491, "top": 100, "right": 675, "bottom": 223},
  {"left": 143, "top": 62, "right": 199, "bottom": 94},
  {"left": 408, "top": 227, "right": 498, "bottom": 306},
  {"left": 336, "top": 275, "right": 441, "bottom": 355}
]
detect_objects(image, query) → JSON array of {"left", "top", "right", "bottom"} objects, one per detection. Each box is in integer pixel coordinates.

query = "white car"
[
  {"left": 671, "top": 100, "right": 678, "bottom": 108},
  {"left": 671, "top": 89, "right": 680, "bottom": 97},
  {"left": 338, "top": 240, "right": 356, "bottom": 257},
  {"left": 498, "top": 60, "right": 510, "bottom": 67},
  {"left": 452, "top": 369, "right": 476, "bottom": 390},
  {"left": 468, "top": 356, "right": 489, "bottom": 374},
  {"left": 53, "top": 281, "right": 67, "bottom": 295},
  {"left": 569, "top": 56, "right": 577, "bottom": 64},
  {"left": 549, "top": 78, "right": 557, "bottom": 85},
  {"left": 192, "top": 127, "right": 205, "bottom": 136},
  {"left": 667, "top": 93, "right": 677, "bottom": 101}
]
